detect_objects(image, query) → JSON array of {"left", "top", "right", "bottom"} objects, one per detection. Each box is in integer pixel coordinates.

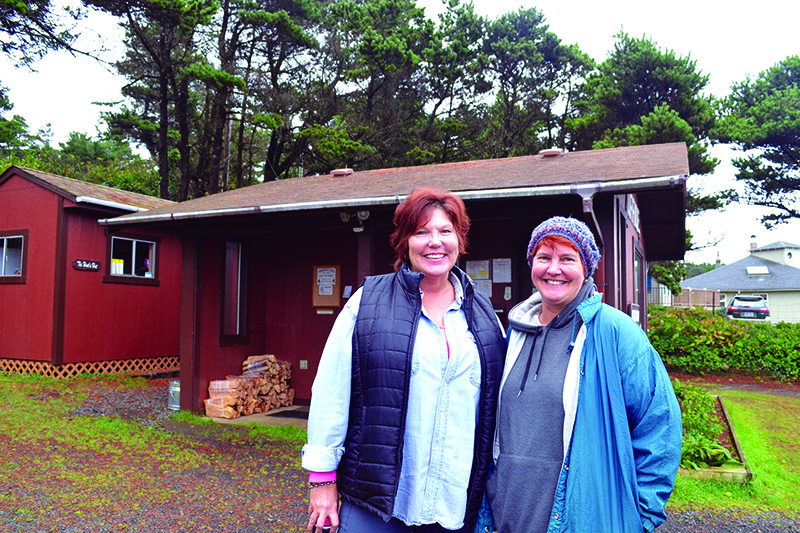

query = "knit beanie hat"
[{"left": 527, "top": 216, "right": 600, "bottom": 279}]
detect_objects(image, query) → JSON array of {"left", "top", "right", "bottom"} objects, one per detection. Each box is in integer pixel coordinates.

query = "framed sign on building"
[{"left": 313, "top": 265, "right": 340, "bottom": 308}]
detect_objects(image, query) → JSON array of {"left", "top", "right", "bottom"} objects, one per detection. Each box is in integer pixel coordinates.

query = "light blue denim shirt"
[{"left": 302, "top": 273, "right": 482, "bottom": 529}]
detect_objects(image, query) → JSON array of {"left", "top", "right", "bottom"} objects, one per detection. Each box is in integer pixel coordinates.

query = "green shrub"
[
  {"left": 673, "top": 378, "right": 721, "bottom": 441},
  {"left": 649, "top": 306, "right": 800, "bottom": 381},
  {"left": 673, "top": 378, "right": 739, "bottom": 470}
]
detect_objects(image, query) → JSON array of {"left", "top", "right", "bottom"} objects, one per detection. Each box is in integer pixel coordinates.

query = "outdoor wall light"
[{"left": 340, "top": 210, "right": 370, "bottom": 232}]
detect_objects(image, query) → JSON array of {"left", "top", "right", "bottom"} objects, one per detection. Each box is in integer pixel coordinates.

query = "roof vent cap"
[
  {"left": 539, "top": 148, "right": 565, "bottom": 158},
  {"left": 331, "top": 168, "right": 354, "bottom": 177}
]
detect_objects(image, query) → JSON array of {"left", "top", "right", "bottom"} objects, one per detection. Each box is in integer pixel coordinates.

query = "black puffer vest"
[{"left": 338, "top": 265, "right": 505, "bottom": 524}]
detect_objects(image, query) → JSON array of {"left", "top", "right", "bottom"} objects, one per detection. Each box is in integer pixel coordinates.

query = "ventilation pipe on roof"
[
  {"left": 331, "top": 168, "right": 354, "bottom": 177},
  {"left": 539, "top": 148, "right": 565, "bottom": 158}
]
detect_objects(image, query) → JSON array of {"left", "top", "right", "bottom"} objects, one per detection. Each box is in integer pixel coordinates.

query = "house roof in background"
[
  {"left": 103, "top": 142, "right": 689, "bottom": 224},
  {"left": 0, "top": 166, "right": 175, "bottom": 212},
  {"left": 753, "top": 241, "right": 800, "bottom": 252},
  {"left": 681, "top": 255, "right": 800, "bottom": 291}
]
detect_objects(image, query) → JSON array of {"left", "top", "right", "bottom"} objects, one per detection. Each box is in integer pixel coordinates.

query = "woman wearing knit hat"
[{"left": 480, "top": 216, "right": 682, "bottom": 533}]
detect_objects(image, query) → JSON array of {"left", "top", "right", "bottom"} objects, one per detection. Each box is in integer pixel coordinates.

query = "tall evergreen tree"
[
  {"left": 479, "top": 7, "right": 593, "bottom": 158},
  {"left": 88, "top": 0, "right": 217, "bottom": 200},
  {"left": 0, "top": 86, "right": 30, "bottom": 154},
  {"left": 569, "top": 31, "right": 717, "bottom": 179},
  {"left": 1, "top": 0, "right": 80, "bottom": 66},
  {"left": 714, "top": 55, "right": 800, "bottom": 226}
]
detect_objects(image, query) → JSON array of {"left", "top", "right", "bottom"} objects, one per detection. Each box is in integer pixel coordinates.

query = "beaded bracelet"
[{"left": 308, "top": 480, "right": 337, "bottom": 489}]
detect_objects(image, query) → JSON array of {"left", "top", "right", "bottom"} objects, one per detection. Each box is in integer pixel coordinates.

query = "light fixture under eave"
[{"left": 341, "top": 210, "right": 370, "bottom": 232}]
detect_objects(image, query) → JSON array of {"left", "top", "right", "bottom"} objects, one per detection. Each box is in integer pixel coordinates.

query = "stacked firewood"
[{"left": 203, "top": 354, "right": 295, "bottom": 419}]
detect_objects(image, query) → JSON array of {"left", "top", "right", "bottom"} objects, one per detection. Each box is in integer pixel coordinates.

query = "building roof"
[
  {"left": 103, "top": 142, "right": 688, "bottom": 222},
  {"left": 753, "top": 241, "right": 800, "bottom": 252},
  {"left": 0, "top": 166, "right": 175, "bottom": 212},
  {"left": 681, "top": 255, "right": 800, "bottom": 292}
]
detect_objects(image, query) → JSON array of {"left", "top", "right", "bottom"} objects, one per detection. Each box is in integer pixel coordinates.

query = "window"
[
  {"left": 111, "top": 236, "right": 155, "bottom": 277},
  {"left": 0, "top": 230, "right": 27, "bottom": 284},
  {"left": 633, "top": 249, "right": 642, "bottom": 302},
  {"left": 223, "top": 241, "right": 242, "bottom": 335},
  {"left": 104, "top": 233, "right": 160, "bottom": 285},
  {"left": 220, "top": 240, "right": 247, "bottom": 344}
]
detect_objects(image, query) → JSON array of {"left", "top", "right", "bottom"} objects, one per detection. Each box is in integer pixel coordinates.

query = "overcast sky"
[{"left": 3, "top": 0, "right": 799, "bottom": 265}]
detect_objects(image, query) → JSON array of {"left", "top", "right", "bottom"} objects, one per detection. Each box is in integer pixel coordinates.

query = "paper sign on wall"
[
  {"left": 466, "top": 260, "right": 490, "bottom": 279},
  {"left": 492, "top": 258, "right": 511, "bottom": 283},
  {"left": 313, "top": 265, "right": 340, "bottom": 307}
]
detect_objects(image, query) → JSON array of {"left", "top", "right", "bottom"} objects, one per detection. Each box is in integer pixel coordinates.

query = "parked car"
[{"left": 726, "top": 295, "right": 770, "bottom": 321}]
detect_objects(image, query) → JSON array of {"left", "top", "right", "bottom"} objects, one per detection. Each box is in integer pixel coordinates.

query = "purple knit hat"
[{"left": 527, "top": 216, "right": 600, "bottom": 279}]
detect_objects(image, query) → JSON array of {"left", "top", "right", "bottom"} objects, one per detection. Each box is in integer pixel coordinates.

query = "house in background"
[
  {"left": 0, "top": 166, "right": 182, "bottom": 377},
  {"left": 680, "top": 241, "right": 800, "bottom": 323},
  {"left": 100, "top": 142, "right": 689, "bottom": 412}
]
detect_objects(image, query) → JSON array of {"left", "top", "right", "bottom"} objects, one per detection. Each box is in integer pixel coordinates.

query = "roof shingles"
[{"left": 108, "top": 142, "right": 689, "bottom": 222}]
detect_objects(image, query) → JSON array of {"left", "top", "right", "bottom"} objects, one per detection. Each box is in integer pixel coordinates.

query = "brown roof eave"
[{"left": 99, "top": 174, "right": 687, "bottom": 227}]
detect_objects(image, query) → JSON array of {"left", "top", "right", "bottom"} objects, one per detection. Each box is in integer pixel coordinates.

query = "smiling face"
[
  {"left": 530, "top": 239, "right": 586, "bottom": 323},
  {"left": 407, "top": 207, "right": 460, "bottom": 281}
]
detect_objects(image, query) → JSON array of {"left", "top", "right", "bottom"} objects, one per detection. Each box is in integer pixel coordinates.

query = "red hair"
[
  {"left": 531, "top": 235, "right": 587, "bottom": 274},
  {"left": 390, "top": 188, "right": 470, "bottom": 271}
]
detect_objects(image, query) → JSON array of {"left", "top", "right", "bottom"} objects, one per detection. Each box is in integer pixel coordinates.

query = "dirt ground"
[
  {"left": 669, "top": 371, "right": 800, "bottom": 397},
  {"left": 2, "top": 373, "right": 799, "bottom": 532}
]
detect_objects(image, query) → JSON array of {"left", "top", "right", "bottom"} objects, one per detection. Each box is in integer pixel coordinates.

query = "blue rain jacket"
[{"left": 490, "top": 292, "right": 681, "bottom": 533}]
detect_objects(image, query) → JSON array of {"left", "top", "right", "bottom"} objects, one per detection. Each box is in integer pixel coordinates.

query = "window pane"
[
  {"left": 111, "top": 236, "right": 156, "bottom": 278},
  {"left": 1, "top": 236, "right": 23, "bottom": 276},
  {"left": 134, "top": 240, "right": 155, "bottom": 277},
  {"left": 111, "top": 237, "right": 133, "bottom": 275},
  {"left": 223, "top": 241, "right": 241, "bottom": 336}
]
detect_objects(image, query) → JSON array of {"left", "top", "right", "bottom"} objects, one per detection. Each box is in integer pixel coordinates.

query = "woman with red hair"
[{"left": 303, "top": 188, "right": 505, "bottom": 533}]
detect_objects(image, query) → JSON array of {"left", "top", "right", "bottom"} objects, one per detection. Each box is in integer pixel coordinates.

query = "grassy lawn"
[{"left": 669, "top": 387, "right": 800, "bottom": 516}]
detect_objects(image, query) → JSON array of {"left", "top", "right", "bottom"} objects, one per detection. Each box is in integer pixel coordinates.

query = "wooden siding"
[
  {"left": 0, "top": 174, "right": 60, "bottom": 361},
  {"left": 0, "top": 169, "right": 182, "bottom": 366},
  {"left": 62, "top": 212, "right": 181, "bottom": 363}
]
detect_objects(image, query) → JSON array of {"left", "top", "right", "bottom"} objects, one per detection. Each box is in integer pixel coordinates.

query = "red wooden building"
[
  {"left": 101, "top": 143, "right": 689, "bottom": 412},
  {"left": 0, "top": 166, "right": 182, "bottom": 377}
]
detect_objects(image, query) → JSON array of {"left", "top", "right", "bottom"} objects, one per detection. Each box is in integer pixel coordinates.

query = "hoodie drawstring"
[
  {"left": 518, "top": 326, "right": 548, "bottom": 395},
  {"left": 567, "top": 313, "right": 579, "bottom": 354}
]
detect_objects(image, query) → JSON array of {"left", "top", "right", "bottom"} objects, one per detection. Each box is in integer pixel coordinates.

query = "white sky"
[{"left": 3, "top": 0, "right": 799, "bottom": 265}]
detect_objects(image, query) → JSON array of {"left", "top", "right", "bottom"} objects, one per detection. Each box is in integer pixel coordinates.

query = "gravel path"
[
  {"left": 4, "top": 375, "right": 799, "bottom": 532},
  {"left": 1, "top": 375, "right": 308, "bottom": 533}
]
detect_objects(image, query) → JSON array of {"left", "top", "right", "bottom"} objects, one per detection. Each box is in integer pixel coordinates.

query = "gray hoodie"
[{"left": 486, "top": 280, "right": 594, "bottom": 533}]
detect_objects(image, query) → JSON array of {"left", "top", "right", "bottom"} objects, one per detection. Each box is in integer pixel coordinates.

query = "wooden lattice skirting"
[{"left": 0, "top": 356, "right": 180, "bottom": 379}]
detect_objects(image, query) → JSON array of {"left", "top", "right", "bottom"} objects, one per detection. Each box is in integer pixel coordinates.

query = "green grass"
[
  {"left": 669, "top": 388, "right": 800, "bottom": 516},
  {"left": 169, "top": 407, "right": 306, "bottom": 445}
]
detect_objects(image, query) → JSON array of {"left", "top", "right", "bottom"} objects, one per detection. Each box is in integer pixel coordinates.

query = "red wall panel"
[
  {"left": 61, "top": 211, "right": 181, "bottom": 363},
  {"left": 0, "top": 175, "right": 59, "bottom": 361}
]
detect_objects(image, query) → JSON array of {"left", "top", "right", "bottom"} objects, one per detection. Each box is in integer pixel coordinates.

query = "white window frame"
[
  {"left": 0, "top": 230, "right": 27, "bottom": 283},
  {"left": 110, "top": 235, "right": 157, "bottom": 278},
  {"left": 1, "top": 235, "right": 23, "bottom": 277}
]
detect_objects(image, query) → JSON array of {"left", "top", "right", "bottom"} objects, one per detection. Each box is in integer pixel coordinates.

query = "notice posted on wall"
[
  {"left": 475, "top": 279, "right": 492, "bottom": 298},
  {"left": 466, "top": 260, "right": 490, "bottom": 279},
  {"left": 492, "top": 258, "right": 511, "bottom": 283}
]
